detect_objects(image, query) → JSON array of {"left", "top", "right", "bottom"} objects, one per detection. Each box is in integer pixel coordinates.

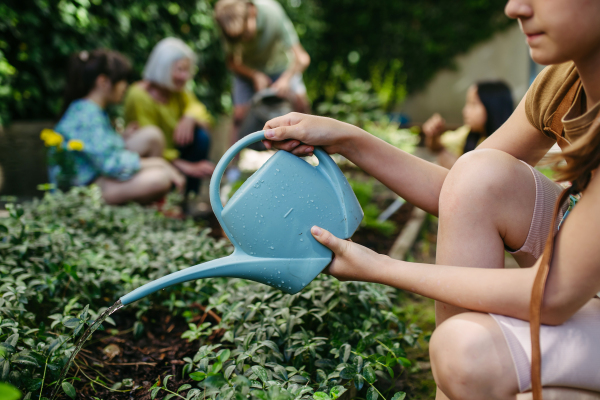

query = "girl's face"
[
  {"left": 463, "top": 86, "right": 487, "bottom": 133},
  {"left": 171, "top": 58, "right": 192, "bottom": 91},
  {"left": 109, "top": 80, "right": 128, "bottom": 104},
  {"left": 505, "top": 0, "right": 600, "bottom": 65}
]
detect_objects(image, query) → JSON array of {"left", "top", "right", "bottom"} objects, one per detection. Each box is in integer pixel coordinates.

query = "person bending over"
[{"left": 214, "top": 0, "right": 311, "bottom": 142}]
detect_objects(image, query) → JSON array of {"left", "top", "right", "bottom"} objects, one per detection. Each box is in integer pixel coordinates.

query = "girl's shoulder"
[
  {"left": 56, "top": 99, "right": 105, "bottom": 132},
  {"left": 525, "top": 62, "right": 579, "bottom": 134}
]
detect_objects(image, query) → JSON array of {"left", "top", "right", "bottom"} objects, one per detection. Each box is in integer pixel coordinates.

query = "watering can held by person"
[{"left": 120, "top": 131, "right": 364, "bottom": 305}]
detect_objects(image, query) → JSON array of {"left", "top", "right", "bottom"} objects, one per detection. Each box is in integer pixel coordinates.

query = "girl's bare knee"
[
  {"left": 439, "top": 149, "right": 530, "bottom": 217},
  {"left": 144, "top": 125, "right": 166, "bottom": 149}
]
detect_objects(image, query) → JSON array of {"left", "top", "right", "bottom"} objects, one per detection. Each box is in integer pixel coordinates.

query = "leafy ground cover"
[{"left": 1, "top": 186, "right": 428, "bottom": 399}]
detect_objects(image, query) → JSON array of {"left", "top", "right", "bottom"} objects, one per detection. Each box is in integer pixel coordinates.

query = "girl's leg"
[
  {"left": 430, "top": 312, "right": 520, "bottom": 400},
  {"left": 96, "top": 166, "right": 171, "bottom": 205},
  {"left": 435, "top": 149, "right": 537, "bottom": 325},
  {"left": 124, "top": 125, "right": 165, "bottom": 157}
]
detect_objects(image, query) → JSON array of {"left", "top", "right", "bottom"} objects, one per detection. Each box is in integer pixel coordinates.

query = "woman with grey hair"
[{"left": 124, "top": 37, "right": 214, "bottom": 195}]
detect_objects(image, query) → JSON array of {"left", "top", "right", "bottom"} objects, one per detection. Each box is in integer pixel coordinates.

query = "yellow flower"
[
  {"left": 163, "top": 148, "right": 180, "bottom": 161},
  {"left": 40, "top": 129, "right": 64, "bottom": 147},
  {"left": 66, "top": 139, "right": 85, "bottom": 151},
  {"left": 40, "top": 129, "right": 54, "bottom": 141}
]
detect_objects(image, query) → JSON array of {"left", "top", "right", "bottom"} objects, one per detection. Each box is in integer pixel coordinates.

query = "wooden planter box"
[{"left": 0, "top": 120, "right": 54, "bottom": 197}]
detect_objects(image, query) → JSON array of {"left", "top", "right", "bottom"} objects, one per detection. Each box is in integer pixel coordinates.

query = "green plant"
[
  {"left": 0, "top": 186, "right": 231, "bottom": 398},
  {"left": 317, "top": 79, "right": 384, "bottom": 127},
  {"left": 0, "top": 382, "right": 21, "bottom": 400},
  {"left": 348, "top": 178, "right": 396, "bottom": 236},
  {"left": 182, "top": 322, "right": 213, "bottom": 342},
  {"left": 363, "top": 119, "right": 419, "bottom": 155}
]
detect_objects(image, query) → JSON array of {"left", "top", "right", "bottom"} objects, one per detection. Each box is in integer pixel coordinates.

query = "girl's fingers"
[
  {"left": 264, "top": 112, "right": 304, "bottom": 130},
  {"left": 311, "top": 226, "right": 347, "bottom": 255},
  {"left": 291, "top": 145, "right": 314, "bottom": 156}
]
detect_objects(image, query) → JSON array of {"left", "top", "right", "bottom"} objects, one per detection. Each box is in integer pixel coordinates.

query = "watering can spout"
[{"left": 119, "top": 250, "right": 332, "bottom": 305}]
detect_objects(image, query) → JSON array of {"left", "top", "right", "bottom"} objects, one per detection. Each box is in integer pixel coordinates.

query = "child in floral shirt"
[{"left": 52, "top": 49, "right": 184, "bottom": 204}]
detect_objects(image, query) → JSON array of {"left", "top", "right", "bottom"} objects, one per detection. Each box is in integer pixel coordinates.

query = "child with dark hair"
[
  {"left": 53, "top": 49, "right": 184, "bottom": 204},
  {"left": 423, "top": 81, "right": 514, "bottom": 168}
]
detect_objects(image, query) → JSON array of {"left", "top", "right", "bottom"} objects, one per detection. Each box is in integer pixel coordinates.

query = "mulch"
[{"left": 69, "top": 305, "right": 221, "bottom": 400}]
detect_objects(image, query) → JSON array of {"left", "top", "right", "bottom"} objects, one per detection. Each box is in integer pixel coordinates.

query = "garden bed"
[{"left": 1, "top": 187, "right": 425, "bottom": 400}]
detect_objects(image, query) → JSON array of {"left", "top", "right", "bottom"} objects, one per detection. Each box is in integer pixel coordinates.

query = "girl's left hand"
[
  {"left": 310, "top": 225, "right": 384, "bottom": 282},
  {"left": 174, "top": 116, "right": 196, "bottom": 146}
]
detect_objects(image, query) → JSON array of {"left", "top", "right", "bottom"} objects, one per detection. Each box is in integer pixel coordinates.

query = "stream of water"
[{"left": 49, "top": 299, "right": 124, "bottom": 400}]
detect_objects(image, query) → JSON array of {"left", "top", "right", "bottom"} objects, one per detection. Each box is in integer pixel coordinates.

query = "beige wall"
[{"left": 400, "top": 24, "right": 537, "bottom": 125}]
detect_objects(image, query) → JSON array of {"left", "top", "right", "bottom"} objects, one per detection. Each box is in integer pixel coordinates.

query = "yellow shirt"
[
  {"left": 440, "top": 125, "right": 474, "bottom": 157},
  {"left": 124, "top": 83, "right": 213, "bottom": 153}
]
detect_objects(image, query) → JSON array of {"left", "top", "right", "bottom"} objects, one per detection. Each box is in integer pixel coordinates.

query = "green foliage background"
[{"left": 0, "top": 0, "right": 512, "bottom": 125}]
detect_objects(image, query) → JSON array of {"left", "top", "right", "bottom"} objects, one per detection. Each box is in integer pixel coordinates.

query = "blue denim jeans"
[{"left": 177, "top": 127, "right": 210, "bottom": 195}]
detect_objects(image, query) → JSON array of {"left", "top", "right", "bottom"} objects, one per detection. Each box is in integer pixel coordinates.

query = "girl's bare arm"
[{"left": 312, "top": 171, "right": 600, "bottom": 325}]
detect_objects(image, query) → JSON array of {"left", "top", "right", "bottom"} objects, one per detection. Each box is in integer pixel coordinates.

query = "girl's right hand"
[{"left": 262, "top": 113, "right": 361, "bottom": 157}]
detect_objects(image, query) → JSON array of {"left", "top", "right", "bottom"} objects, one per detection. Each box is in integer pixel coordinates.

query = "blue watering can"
[{"left": 120, "top": 131, "right": 363, "bottom": 305}]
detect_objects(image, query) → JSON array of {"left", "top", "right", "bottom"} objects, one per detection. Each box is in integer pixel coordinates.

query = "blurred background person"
[
  {"left": 422, "top": 81, "right": 513, "bottom": 169},
  {"left": 124, "top": 38, "right": 215, "bottom": 197},
  {"left": 214, "top": 0, "right": 311, "bottom": 144},
  {"left": 52, "top": 49, "right": 184, "bottom": 205}
]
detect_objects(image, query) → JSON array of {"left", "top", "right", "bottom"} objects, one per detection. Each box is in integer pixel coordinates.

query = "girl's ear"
[{"left": 95, "top": 74, "right": 111, "bottom": 91}]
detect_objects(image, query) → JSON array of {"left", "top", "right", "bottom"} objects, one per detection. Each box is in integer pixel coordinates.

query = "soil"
[{"left": 69, "top": 305, "right": 221, "bottom": 400}]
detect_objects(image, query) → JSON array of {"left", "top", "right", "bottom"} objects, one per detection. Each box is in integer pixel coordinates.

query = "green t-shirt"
[{"left": 225, "top": 0, "right": 299, "bottom": 75}]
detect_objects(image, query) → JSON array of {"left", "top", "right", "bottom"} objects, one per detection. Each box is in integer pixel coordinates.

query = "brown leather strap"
[
  {"left": 530, "top": 78, "right": 580, "bottom": 400},
  {"left": 530, "top": 189, "right": 571, "bottom": 400}
]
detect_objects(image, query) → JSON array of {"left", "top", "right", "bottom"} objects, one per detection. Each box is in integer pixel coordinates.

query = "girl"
[
  {"left": 262, "top": 0, "right": 600, "bottom": 398},
  {"left": 124, "top": 38, "right": 215, "bottom": 196},
  {"left": 423, "top": 81, "right": 513, "bottom": 168},
  {"left": 54, "top": 49, "right": 184, "bottom": 204}
]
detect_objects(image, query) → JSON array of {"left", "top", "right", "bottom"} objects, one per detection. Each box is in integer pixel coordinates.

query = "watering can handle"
[
  {"left": 209, "top": 131, "right": 267, "bottom": 218},
  {"left": 209, "top": 130, "right": 331, "bottom": 220}
]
